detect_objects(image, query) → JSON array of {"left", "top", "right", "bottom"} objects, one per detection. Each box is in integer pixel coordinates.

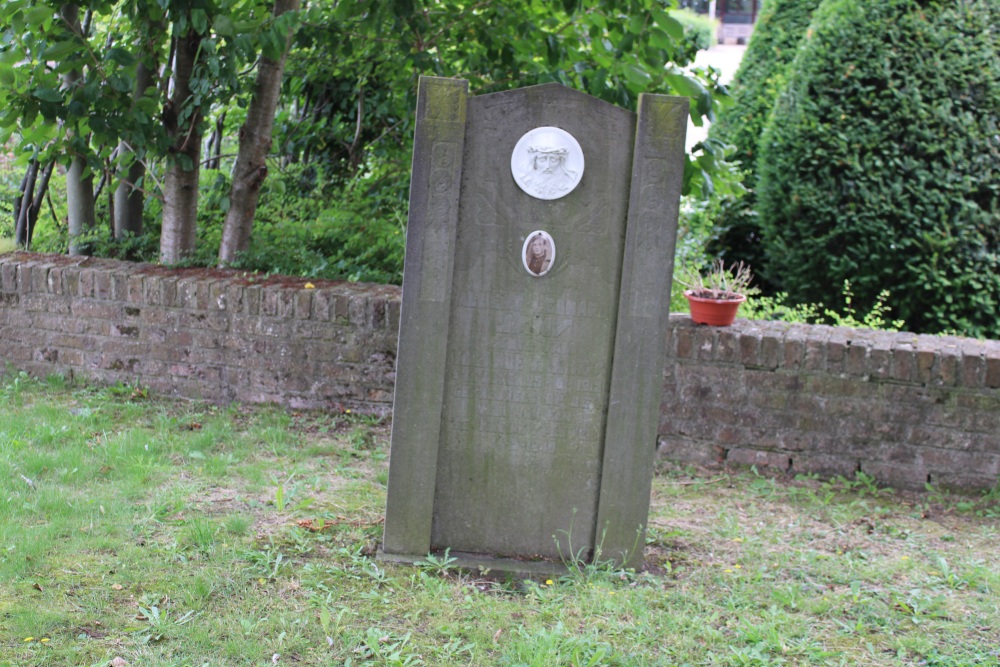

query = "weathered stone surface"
[
  {"left": 382, "top": 77, "right": 469, "bottom": 557},
  {"left": 382, "top": 79, "right": 686, "bottom": 570},
  {"left": 430, "top": 82, "right": 636, "bottom": 561}
]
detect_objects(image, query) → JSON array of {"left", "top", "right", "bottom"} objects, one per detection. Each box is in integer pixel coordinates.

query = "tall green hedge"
[
  {"left": 706, "top": 0, "right": 823, "bottom": 283},
  {"left": 757, "top": 0, "right": 1000, "bottom": 338},
  {"left": 710, "top": 0, "right": 822, "bottom": 174}
]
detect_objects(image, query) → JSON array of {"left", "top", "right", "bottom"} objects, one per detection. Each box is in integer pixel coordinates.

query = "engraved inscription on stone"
[
  {"left": 420, "top": 141, "right": 459, "bottom": 303},
  {"left": 510, "top": 126, "right": 584, "bottom": 200},
  {"left": 522, "top": 230, "right": 555, "bottom": 277},
  {"left": 630, "top": 157, "right": 668, "bottom": 318}
]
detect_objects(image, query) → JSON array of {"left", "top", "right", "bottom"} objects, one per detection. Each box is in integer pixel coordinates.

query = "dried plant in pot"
[{"left": 679, "top": 259, "right": 753, "bottom": 326}]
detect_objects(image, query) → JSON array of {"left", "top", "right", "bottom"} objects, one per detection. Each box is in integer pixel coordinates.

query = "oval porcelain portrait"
[
  {"left": 522, "top": 230, "right": 556, "bottom": 277},
  {"left": 510, "top": 127, "right": 584, "bottom": 201}
]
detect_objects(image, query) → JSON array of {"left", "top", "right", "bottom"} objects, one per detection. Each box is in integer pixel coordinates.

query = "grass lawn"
[{"left": 2, "top": 371, "right": 999, "bottom": 666}]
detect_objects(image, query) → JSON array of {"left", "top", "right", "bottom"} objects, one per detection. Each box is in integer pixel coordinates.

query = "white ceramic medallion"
[{"left": 510, "top": 126, "right": 585, "bottom": 201}]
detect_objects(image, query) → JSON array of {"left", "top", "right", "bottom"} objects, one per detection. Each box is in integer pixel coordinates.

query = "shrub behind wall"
[
  {"left": 705, "top": 0, "right": 823, "bottom": 286},
  {"left": 757, "top": 0, "right": 1000, "bottom": 338}
]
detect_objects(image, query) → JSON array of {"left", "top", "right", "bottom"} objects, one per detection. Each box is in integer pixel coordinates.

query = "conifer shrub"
[
  {"left": 705, "top": 0, "right": 822, "bottom": 284},
  {"left": 757, "top": 0, "right": 1000, "bottom": 338}
]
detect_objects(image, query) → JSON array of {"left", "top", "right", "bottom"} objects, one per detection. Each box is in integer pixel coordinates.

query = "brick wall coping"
[{"left": 667, "top": 317, "right": 1000, "bottom": 391}]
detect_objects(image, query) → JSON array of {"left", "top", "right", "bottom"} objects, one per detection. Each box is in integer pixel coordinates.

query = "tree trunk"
[
  {"left": 14, "top": 161, "right": 39, "bottom": 247},
  {"left": 206, "top": 111, "right": 225, "bottom": 170},
  {"left": 218, "top": 0, "right": 299, "bottom": 265},
  {"left": 114, "top": 61, "right": 155, "bottom": 239},
  {"left": 66, "top": 156, "right": 97, "bottom": 256},
  {"left": 160, "top": 29, "right": 204, "bottom": 264},
  {"left": 27, "top": 161, "right": 56, "bottom": 247},
  {"left": 61, "top": 3, "right": 96, "bottom": 256}
]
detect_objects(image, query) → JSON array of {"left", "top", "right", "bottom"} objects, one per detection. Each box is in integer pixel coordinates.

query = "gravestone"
[{"left": 380, "top": 76, "right": 687, "bottom": 574}]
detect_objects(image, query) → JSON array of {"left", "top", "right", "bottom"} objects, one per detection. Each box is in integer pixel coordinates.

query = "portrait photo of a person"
[{"left": 522, "top": 231, "right": 555, "bottom": 277}]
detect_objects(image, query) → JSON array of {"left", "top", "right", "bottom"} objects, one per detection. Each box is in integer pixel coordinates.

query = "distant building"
[{"left": 678, "top": 0, "right": 761, "bottom": 45}]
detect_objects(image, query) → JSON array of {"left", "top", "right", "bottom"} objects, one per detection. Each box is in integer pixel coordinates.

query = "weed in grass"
[
  {"left": 348, "top": 426, "right": 374, "bottom": 451},
  {"left": 351, "top": 627, "right": 425, "bottom": 667},
  {"left": 502, "top": 623, "right": 612, "bottom": 667},
  {"left": 317, "top": 604, "right": 351, "bottom": 641},
  {"left": 434, "top": 638, "right": 476, "bottom": 663},
  {"left": 259, "top": 421, "right": 294, "bottom": 457},
  {"left": 2, "top": 369, "right": 32, "bottom": 396},
  {"left": 270, "top": 472, "right": 315, "bottom": 513},
  {"left": 182, "top": 517, "right": 218, "bottom": 553},
  {"left": 129, "top": 603, "right": 202, "bottom": 644},
  {"left": 244, "top": 544, "right": 290, "bottom": 580},
  {"left": 887, "top": 587, "right": 949, "bottom": 625},
  {"left": 102, "top": 379, "right": 149, "bottom": 401},
  {"left": 553, "top": 518, "right": 641, "bottom": 586},
  {"left": 414, "top": 548, "right": 457, "bottom": 577},
  {"left": 185, "top": 575, "right": 216, "bottom": 607},
  {"left": 282, "top": 525, "right": 319, "bottom": 555},
  {"left": 829, "top": 471, "right": 893, "bottom": 498}
]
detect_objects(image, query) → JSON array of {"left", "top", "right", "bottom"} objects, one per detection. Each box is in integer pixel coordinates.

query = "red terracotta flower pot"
[{"left": 684, "top": 291, "right": 746, "bottom": 326}]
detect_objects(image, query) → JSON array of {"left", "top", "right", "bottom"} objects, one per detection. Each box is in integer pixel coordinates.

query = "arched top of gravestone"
[{"left": 470, "top": 82, "right": 635, "bottom": 123}]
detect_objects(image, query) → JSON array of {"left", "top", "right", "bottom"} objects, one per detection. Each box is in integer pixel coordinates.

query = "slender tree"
[
  {"left": 218, "top": 0, "right": 299, "bottom": 264},
  {"left": 114, "top": 61, "right": 157, "bottom": 239},
  {"left": 13, "top": 161, "right": 39, "bottom": 247},
  {"left": 205, "top": 110, "right": 225, "bottom": 170},
  {"left": 60, "top": 3, "right": 97, "bottom": 255},
  {"left": 160, "top": 27, "right": 204, "bottom": 263},
  {"left": 25, "top": 162, "right": 56, "bottom": 247}
]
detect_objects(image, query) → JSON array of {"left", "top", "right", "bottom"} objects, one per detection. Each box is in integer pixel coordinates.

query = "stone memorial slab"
[{"left": 381, "top": 76, "right": 687, "bottom": 574}]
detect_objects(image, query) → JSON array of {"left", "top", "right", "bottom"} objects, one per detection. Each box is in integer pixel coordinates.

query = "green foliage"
[
  {"left": 757, "top": 0, "right": 1000, "bottom": 338},
  {"left": 229, "top": 163, "right": 407, "bottom": 284},
  {"left": 744, "top": 280, "right": 906, "bottom": 331},
  {"left": 705, "top": 0, "right": 823, "bottom": 286},
  {"left": 5, "top": 0, "right": 739, "bottom": 269},
  {"left": 0, "top": 0, "right": 169, "bottom": 173},
  {"left": 710, "top": 0, "right": 823, "bottom": 176},
  {"left": 0, "top": 168, "right": 20, "bottom": 238},
  {"left": 0, "top": 0, "right": 300, "bottom": 254},
  {"left": 669, "top": 8, "right": 718, "bottom": 51},
  {"left": 282, "top": 0, "right": 738, "bottom": 203},
  {"left": 61, "top": 162, "right": 408, "bottom": 283},
  {"left": 672, "top": 196, "right": 721, "bottom": 311}
]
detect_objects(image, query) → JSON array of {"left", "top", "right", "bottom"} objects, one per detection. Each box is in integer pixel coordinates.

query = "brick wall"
[
  {"left": 0, "top": 253, "right": 399, "bottom": 413},
  {"left": 661, "top": 320, "right": 1000, "bottom": 490},
  {"left": 2, "top": 253, "right": 998, "bottom": 490}
]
